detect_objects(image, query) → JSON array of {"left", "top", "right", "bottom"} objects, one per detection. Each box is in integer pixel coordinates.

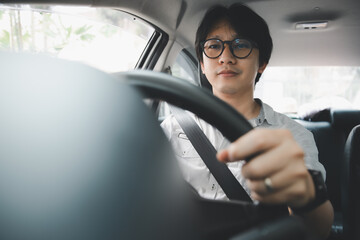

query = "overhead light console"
[{"left": 295, "top": 21, "right": 328, "bottom": 30}]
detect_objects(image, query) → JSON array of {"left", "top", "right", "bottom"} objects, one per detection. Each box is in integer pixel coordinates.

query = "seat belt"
[{"left": 170, "top": 105, "right": 252, "bottom": 202}]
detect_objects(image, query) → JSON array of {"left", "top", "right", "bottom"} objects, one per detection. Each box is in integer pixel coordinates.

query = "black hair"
[{"left": 195, "top": 3, "right": 273, "bottom": 84}]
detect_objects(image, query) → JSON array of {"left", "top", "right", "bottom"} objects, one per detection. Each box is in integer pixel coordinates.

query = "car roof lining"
[{"left": 112, "top": 0, "right": 360, "bottom": 66}]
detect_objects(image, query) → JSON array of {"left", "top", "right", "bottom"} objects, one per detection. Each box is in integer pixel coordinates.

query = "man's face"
[{"left": 200, "top": 19, "right": 266, "bottom": 98}]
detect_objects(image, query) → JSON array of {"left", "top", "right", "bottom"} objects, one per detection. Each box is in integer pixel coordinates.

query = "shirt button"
[{"left": 211, "top": 184, "right": 216, "bottom": 191}]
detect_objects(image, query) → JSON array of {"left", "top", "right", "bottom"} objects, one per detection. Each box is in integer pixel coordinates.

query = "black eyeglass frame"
[{"left": 201, "top": 38, "right": 258, "bottom": 59}]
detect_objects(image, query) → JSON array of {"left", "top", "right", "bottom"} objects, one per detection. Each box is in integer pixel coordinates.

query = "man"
[{"left": 161, "top": 3, "right": 333, "bottom": 239}]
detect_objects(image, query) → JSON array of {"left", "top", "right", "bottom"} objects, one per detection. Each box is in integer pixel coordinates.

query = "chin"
[{"left": 217, "top": 86, "right": 240, "bottom": 95}]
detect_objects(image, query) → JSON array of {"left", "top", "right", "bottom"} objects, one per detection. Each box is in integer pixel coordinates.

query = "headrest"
[
  {"left": 198, "top": 62, "right": 212, "bottom": 91},
  {"left": 0, "top": 52, "right": 194, "bottom": 240},
  {"left": 331, "top": 109, "right": 360, "bottom": 131}
]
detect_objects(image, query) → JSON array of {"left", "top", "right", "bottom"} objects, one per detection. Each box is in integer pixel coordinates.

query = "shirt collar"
[{"left": 251, "top": 98, "right": 276, "bottom": 126}]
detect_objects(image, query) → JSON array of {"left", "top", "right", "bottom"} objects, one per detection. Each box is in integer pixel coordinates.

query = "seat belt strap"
[{"left": 170, "top": 106, "right": 252, "bottom": 202}]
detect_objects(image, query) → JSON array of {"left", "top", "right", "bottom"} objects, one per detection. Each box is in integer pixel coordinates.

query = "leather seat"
[
  {"left": 296, "top": 109, "right": 360, "bottom": 239},
  {"left": 342, "top": 125, "right": 360, "bottom": 240}
]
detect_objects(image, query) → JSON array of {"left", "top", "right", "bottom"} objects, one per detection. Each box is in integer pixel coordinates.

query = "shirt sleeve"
[{"left": 288, "top": 120, "right": 327, "bottom": 181}]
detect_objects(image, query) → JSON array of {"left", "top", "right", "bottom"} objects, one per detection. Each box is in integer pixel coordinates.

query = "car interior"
[{"left": 0, "top": 0, "right": 359, "bottom": 239}]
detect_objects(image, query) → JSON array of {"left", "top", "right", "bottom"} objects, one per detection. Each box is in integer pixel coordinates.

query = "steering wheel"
[
  {"left": 116, "top": 70, "right": 253, "bottom": 141},
  {"left": 117, "top": 70, "right": 294, "bottom": 239}
]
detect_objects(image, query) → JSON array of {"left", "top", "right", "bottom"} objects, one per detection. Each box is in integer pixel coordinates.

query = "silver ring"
[{"left": 264, "top": 177, "right": 274, "bottom": 193}]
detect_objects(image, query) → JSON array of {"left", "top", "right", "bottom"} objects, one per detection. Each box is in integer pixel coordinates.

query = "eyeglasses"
[{"left": 201, "top": 38, "right": 257, "bottom": 59}]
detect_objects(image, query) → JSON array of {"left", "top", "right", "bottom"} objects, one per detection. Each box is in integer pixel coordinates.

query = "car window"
[
  {"left": 0, "top": 4, "right": 154, "bottom": 73},
  {"left": 255, "top": 66, "right": 360, "bottom": 116},
  {"left": 171, "top": 50, "right": 198, "bottom": 85},
  {"left": 158, "top": 50, "right": 199, "bottom": 121}
]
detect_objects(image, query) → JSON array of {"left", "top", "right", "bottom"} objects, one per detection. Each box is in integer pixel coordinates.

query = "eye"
[
  {"left": 209, "top": 43, "right": 221, "bottom": 49},
  {"left": 233, "top": 39, "right": 251, "bottom": 49},
  {"left": 204, "top": 40, "right": 222, "bottom": 50}
]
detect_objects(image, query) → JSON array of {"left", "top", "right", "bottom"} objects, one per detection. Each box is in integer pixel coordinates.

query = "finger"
[
  {"left": 225, "top": 128, "right": 291, "bottom": 162},
  {"left": 246, "top": 163, "right": 308, "bottom": 196},
  {"left": 216, "top": 149, "right": 229, "bottom": 162},
  {"left": 251, "top": 179, "right": 311, "bottom": 207},
  {"left": 250, "top": 173, "right": 314, "bottom": 207},
  {"left": 241, "top": 136, "right": 304, "bottom": 180}
]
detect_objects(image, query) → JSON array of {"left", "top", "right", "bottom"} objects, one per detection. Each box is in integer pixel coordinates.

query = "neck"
[{"left": 213, "top": 91, "right": 260, "bottom": 120}]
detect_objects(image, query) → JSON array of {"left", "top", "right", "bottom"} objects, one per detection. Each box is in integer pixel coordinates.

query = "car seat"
[
  {"left": 342, "top": 125, "right": 360, "bottom": 240},
  {"left": 297, "top": 109, "right": 360, "bottom": 239}
]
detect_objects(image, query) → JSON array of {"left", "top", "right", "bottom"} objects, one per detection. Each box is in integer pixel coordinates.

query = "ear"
[
  {"left": 200, "top": 61, "right": 205, "bottom": 74},
  {"left": 258, "top": 62, "right": 267, "bottom": 74}
]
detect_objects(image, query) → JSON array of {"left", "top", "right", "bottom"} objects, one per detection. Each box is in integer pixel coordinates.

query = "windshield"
[
  {"left": 255, "top": 66, "right": 360, "bottom": 116},
  {"left": 0, "top": 4, "right": 154, "bottom": 73}
]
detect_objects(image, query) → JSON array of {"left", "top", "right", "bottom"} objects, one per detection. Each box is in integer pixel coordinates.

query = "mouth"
[{"left": 217, "top": 69, "right": 239, "bottom": 77}]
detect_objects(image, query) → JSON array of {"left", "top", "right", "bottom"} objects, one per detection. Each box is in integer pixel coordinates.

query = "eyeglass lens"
[{"left": 203, "top": 39, "right": 252, "bottom": 59}]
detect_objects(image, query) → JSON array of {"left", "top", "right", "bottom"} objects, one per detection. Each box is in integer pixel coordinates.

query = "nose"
[{"left": 218, "top": 43, "right": 236, "bottom": 64}]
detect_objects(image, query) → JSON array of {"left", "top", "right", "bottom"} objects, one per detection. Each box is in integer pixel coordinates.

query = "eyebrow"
[{"left": 207, "top": 34, "right": 241, "bottom": 39}]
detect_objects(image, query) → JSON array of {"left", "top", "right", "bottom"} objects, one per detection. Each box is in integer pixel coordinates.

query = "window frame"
[{"left": 134, "top": 19, "right": 169, "bottom": 70}]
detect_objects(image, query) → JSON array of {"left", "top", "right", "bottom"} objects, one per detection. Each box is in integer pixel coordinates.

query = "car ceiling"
[{"left": 4, "top": 0, "right": 360, "bottom": 66}]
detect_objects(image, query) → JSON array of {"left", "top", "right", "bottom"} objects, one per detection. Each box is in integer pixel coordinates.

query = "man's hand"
[{"left": 217, "top": 128, "right": 315, "bottom": 208}]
